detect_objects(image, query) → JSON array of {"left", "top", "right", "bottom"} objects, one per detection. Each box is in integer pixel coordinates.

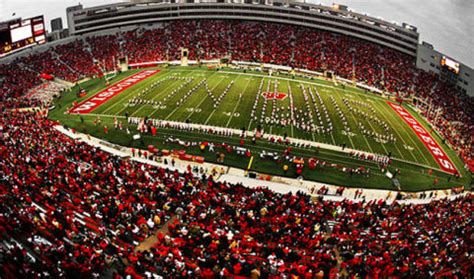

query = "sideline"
[{"left": 53, "top": 125, "right": 468, "bottom": 204}]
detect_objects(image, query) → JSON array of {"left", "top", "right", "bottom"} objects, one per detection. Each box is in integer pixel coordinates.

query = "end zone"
[
  {"left": 387, "top": 101, "right": 458, "bottom": 175},
  {"left": 69, "top": 70, "right": 159, "bottom": 114}
]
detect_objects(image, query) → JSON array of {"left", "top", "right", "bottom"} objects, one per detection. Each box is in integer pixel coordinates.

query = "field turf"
[{"left": 49, "top": 66, "right": 472, "bottom": 192}]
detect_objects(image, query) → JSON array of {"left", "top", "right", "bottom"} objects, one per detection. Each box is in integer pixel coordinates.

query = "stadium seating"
[
  {"left": 0, "top": 20, "right": 471, "bottom": 162},
  {"left": 0, "top": 19, "right": 473, "bottom": 277},
  {"left": 0, "top": 110, "right": 472, "bottom": 277}
]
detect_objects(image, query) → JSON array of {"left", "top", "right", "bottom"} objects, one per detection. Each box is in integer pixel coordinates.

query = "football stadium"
[{"left": 0, "top": 0, "right": 473, "bottom": 277}]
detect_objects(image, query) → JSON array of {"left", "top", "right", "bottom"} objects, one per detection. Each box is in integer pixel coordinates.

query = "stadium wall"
[
  {"left": 66, "top": 0, "right": 419, "bottom": 56},
  {"left": 417, "top": 42, "right": 474, "bottom": 96}
]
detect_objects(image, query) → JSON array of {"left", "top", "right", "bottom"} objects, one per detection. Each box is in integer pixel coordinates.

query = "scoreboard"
[
  {"left": 440, "top": 56, "right": 460, "bottom": 75},
  {"left": 0, "top": 16, "right": 46, "bottom": 58}
]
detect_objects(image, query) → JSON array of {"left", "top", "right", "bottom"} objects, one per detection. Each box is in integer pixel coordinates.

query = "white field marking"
[
  {"left": 75, "top": 113, "right": 126, "bottom": 119},
  {"left": 311, "top": 85, "right": 337, "bottom": 146},
  {"left": 353, "top": 93, "right": 412, "bottom": 162},
  {"left": 172, "top": 68, "right": 390, "bottom": 107},
  {"left": 247, "top": 119, "right": 253, "bottom": 131},
  {"left": 131, "top": 80, "right": 179, "bottom": 117},
  {"left": 377, "top": 101, "right": 432, "bottom": 166},
  {"left": 205, "top": 74, "right": 245, "bottom": 125},
  {"left": 286, "top": 80, "right": 295, "bottom": 138},
  {"left": 403, "top": 144, "right": 414, "bottom": 151},
  {"left": 305, "top": 86, "right": 325, "bottom": 145},
  {"left": 349, "top": 96, "right": 390, "bottom": 156},
  {"left": 164, "top": 80, "right": 205, "bottom": 121},
  {"left": 101, "top": 71, "right": 174, "bottom": 115},
  {"left": 313, "top": 86, "right": 340, "bottom": 145},
  {"left": 246, "top": 77, "right": 265, "bottom": 131},
  {"left": 164, "top": 107, "right": 180, "bottom": 120},
  {"left": 147, "top": 71, "right": 205, "bottom": 118},
  {"left": 126, "top": 116, "right": 447, "bottom": 174},
  {"left": 131, "top": 72, "right": 197, "bottom": 117},
  {"left": 204, "top": 110, "right": 216, "bottom": 125},
  {"left": 315, "top": 85, "right": 355, "bottom": 149},
  {"left": 223, "top": 112, "right": 240, "bottom": 117},
  {"left": 219, "top": 70, "right": 388, "bottom": 102},
  {"left": 334, "top": 88, "right": 372, "bottom": 152},
  {"left": 187, "top": 75, "right": 229, "bottom": 120},
  {"left": 186, "top": 108, "right": 202, "bottom": 113},
  {"left": 225, "top": 78, "right": 252, "bottom": 128},
  {"left": 330, "top": 133, "right": 337, "bottom": 146},
  {"left": 143, "top": 134, "right": 390, "bottom": 176}
]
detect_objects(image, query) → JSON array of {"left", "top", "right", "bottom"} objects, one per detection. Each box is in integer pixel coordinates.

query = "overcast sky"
[{"left": 1, "top": 0, "right": 472, "bottom": 66}]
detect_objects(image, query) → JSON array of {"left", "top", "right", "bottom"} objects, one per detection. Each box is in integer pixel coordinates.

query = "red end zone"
[
  {"left": 387, "top": 101, "right": 458, "bottom": 175},
  {"left": 69, "top": 70, "right": 159, "bottom": 114}
]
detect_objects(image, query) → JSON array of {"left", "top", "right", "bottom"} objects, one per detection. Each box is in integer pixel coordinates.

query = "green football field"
[{"left": 49, "top": 66, "right": 472, "bottom": 192}]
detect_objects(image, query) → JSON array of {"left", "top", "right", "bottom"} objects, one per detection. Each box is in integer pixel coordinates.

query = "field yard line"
[
  {"left": 177, "top": 69, "right": 387, "bottom": 105},
  {"left": 377, "top": 102, "right": 432, "bottom": 166},
  {"left": 330, "top": 133, "right": 336, "bottom": 146},
  {"left": 286, "top": 80, "right": 295, "bottom": 138},
  {"left": 82, "top": 113, "right": 126, "bottom": 119},
  {"left": 246, "top": 77, "right": 265, "bottom": 132},
  {"left": 356, "top": 96, "right": 415, "bottom": 162},
  {"left": 164, "top": 73, "right": 216, "bottom": 120},
  {"left": 339, "top": 92, "right": 391, "bottom": 155},
  {"left": 315, "top": 85, "right": 355, "bottom": 149},
  {"left": 327, "top": 95, "right": 356, "bottom": 149},
  {"left": 247, "top": 119, "right": 253, "bottom": 131},
  {"left": 204, "top": 75, "right": 245, "bottom": 125},
  {"left": 130, "top": 80, "right": 177, "bottom": 117},
  {"left": 132, "top": 71, "right": 197, "bottom": 117},
  {"left": 355, "top": 104, "right": 390, "bottom": 155},
  {"left": 187, "top": 73, "right": 227, "bottom": 120},
  {"left": 164, "top": 104, "right": 182, "bottom": 120},
  {"left": 225, "top": 82, "right": 251, "bottom": 128},
  {"left": 101, "top": 71, "right": 173, "bottom": 115},
  {"left": 310, "top": 85, "right": 337, "bottom": 146},
  {"left": 334, "top": 88, "right": 374, "bottom": 154},
  {"left": 219, "top": 71, "right": 369, "bottom": 97},
  {"left": 204, "top": 110, "right": 216, "bottom": 125}
]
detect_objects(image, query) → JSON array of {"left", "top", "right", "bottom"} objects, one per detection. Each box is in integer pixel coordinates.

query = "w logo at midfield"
[{"left": 262, "top": 92, "right": 287, "bottom": 100}]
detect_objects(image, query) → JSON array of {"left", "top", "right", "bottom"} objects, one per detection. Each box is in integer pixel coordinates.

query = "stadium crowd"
[
  {"left": 0, "top": 19, "right": 473, "bottom": 277},
  {"left": 1, "top": 109, "right": 473, "bottom": 278},
  {"left": 1, "top": 20, "right": 471, "bottom": 163}
]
